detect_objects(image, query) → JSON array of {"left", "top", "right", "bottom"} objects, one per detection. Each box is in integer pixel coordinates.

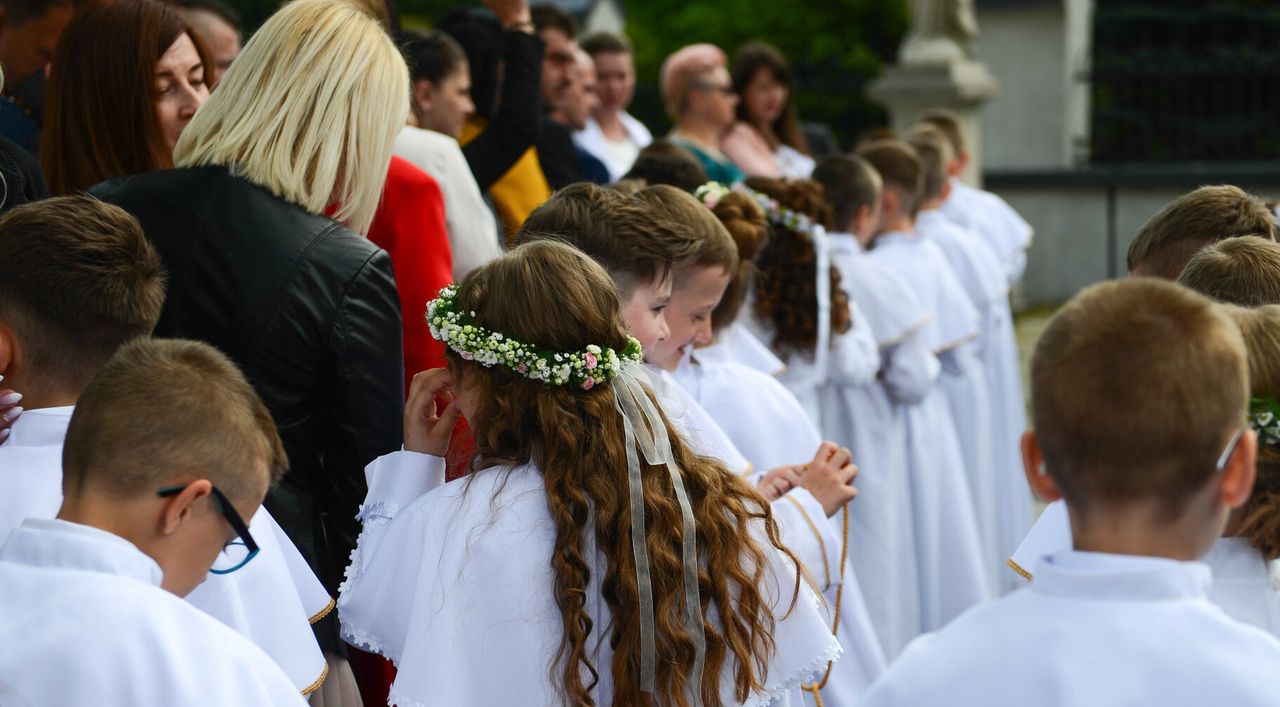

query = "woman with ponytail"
[{"left": 338, "top": 240, "right": 841, "bottom": 705}]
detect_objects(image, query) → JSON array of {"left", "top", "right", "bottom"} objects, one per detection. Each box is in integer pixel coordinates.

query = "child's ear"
[
  {"left": 1022, "top": 430, "right": 1062, "bottom": 502},
  {"left": 1219, "top": 429, "right": 1258, "bottom": 510},
  {"left": 158, "top": 480, "right": 214, "bottom": 536}
]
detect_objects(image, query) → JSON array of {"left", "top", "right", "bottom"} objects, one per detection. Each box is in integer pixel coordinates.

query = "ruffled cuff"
[{"left": 362, "top": 450, "right": 445, "bottom": 515}]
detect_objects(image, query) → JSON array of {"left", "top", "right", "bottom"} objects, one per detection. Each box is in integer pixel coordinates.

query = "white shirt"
[
  {"left": 863, "top": 550, "right": 1280, "bottom": 706},
  {"left": 0, "top": 518, "right": 307, "bottom": 706},
  {"left": 1011, "top": 504, "right": 1280, "bottom": 639},
  {"left": 339, "top": 452, "right": 841, "bottom": 707},
  {"left": 0, "top": 405, "right": 329, "bottom": 694},
  {"left": 941, "top": 179, "right": 1033, "bottom": 288},
  {"left": 574, "top": 112, "right": 653, "bottom": 183},
  {"left": 393, "top": 125, "right": 501, "bottom": 279}
]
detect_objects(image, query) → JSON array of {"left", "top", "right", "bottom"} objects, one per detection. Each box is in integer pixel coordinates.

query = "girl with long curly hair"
[
  {"left": 741, "top": 176, "right": 880, "bottom": 437},
  {"left": 338, "top": 240, "right": 840, "bottom": 705}
]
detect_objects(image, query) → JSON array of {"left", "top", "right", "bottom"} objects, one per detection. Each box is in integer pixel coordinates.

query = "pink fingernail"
[
  {"left": 2, "top": 406, "right": 22, "bottom": 422},
  {"left": 0, "top": 392, "right": 21, "bottom": 406},
  {"left": 0, "top": 428, "right": 8, "bottom": 443}
]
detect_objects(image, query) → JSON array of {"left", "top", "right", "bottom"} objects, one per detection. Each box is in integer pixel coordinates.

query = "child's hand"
[
  {"left": 404, "top": 369, "right": 462, "bottom": 457},
  {"left": 798, "top": 441, "right": 859, "bottom": 516},
  {"left": 757, "top": 465, "right": 802, "bottom": 501},
  {"left": 0, "top": 376, "right": 22, "bottom": 444}
]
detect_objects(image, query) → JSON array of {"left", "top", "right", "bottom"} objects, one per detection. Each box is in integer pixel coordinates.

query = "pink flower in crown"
[
  {"left": 581, "top": 378, "right": 596, "bottom": 391},
  {"left": 584, "top": 352, "right": 598, "bottom": 370},
  {"left": 516, "top": 363, "right": 528, "bottom": 374},
  {"left": 460, "top": 351, "right": 474, "bottom": 361}
]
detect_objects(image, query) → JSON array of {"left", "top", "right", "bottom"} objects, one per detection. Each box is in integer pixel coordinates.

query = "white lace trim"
[
  {"left": 355, "top": 500, "right": 399, "bottom": 524},
  {"left": 339, "top": 621, "right": 397, "bottom": 665},
  {"left": 747, "top": 635, "right": 844, "bottom": 707},
  {"left": 387, "top": 685, "right": 428, "bottom": 707}
]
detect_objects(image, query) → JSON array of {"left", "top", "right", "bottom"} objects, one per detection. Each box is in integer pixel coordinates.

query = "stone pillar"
[{"left": 867, "top": 0, "right": 1000, "bottom": 185}]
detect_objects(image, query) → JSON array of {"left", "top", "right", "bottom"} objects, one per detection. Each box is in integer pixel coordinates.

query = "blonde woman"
[{"left": 91, "top": 0, "right": 408, "bottom": 699}]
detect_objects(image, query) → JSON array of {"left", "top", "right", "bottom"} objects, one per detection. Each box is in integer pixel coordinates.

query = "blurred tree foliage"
[{"left": 224, "top": 0, "right": 908, "bottom": 150}]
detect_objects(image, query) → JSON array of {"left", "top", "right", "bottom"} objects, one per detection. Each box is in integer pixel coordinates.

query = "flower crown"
[
  {"left": 695, "top": 181, "right": 823, "bottom": 242},
  {"left": 1250, "top": 396, "right": 1280, "bottom": 448},
  {"left": 426, "top": 285, "right": 643, "bottom": 390}
]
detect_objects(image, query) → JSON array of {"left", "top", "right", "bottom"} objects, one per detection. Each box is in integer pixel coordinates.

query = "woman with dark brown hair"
[
  {"left": 41, "top": 0, "right": 210, "bottom": 194},
  {"left": 722, "top": 42, "right": 816, "bottom": 179}
]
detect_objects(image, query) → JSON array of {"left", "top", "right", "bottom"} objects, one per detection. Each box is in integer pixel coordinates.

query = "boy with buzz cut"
[
  {"left": 1126, "top": 184, "right": 1277, "bottom": 279},
  {"left": 0, "top": 196, "right": 331, "bottom": 696},
  {"left": 0, "top": 338, "right": 307, "bottom": 705},
  {"left": 864, "top": 278, "right": 1280, "bottom": 707}
]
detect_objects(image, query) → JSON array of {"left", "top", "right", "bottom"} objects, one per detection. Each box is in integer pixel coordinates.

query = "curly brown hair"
[
  {"left": 745, "top": 177, "right": 852, "bottom": 358},
  {"left": 448, "top": 240, "right": 800, "bottom": 705},
  {"left": 710, "top": 192, "right": 770, "bottom": 333}
]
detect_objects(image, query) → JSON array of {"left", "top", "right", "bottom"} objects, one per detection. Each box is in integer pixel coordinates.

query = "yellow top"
[{"left": 459, "top": 117, "right": 552, "bottom": 240}]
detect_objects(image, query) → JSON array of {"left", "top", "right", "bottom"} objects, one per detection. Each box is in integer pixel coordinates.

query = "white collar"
[
  {"left": 1204, "top": 537, "right": 1277, "bottom": 587},
  {"left": 1033, "top": 550, "right": 1211, "bottom": 602},
  {"left": 873, "top": 229, "right": 920, "bottom": 247},
  {"left": 3, "top": 405, "right": 74, "bottom": 447},
  {"left": 1, "top": 517, "right": 164, "bottom": 586},
  {"left": 827, "top": 231, "right": 866, "bottom": 254}
]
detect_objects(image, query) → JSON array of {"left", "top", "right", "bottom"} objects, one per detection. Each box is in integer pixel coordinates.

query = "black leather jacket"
[{"left": 92, "top": 166, "right": 404, "bottom": 648}]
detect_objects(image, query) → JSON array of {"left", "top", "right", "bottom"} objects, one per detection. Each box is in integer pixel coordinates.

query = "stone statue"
[{"left": 901, "top": 0, "right": 980, "bottom": 64}]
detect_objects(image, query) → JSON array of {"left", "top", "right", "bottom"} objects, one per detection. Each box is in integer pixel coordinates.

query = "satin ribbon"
[{"left": 613, "top": 363, "right": 705, "bottom": 705}]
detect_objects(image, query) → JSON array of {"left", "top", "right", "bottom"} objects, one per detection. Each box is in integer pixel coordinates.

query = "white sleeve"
[
  {"left": 337, "top": 451, "right": 446, "bottom": 661},
  {"left": 881, "top": 330, "right": 942, "bottom": 406},
  {"left": 438, "top": 141, "right": 501, "bottom": 280},
  {"left": 771, "top": 490, "right": 844, "bottom": 594},
  {"left": 827, "top": 300, "right": 882, "bottom": 386}
]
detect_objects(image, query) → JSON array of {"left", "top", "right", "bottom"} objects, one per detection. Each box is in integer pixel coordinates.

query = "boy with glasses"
[
  {"left": 0, "top": 196, "right": 327, "bottom": 697},
  {"left": 0, "top": 337, "right": 306, "bottom": 704}
]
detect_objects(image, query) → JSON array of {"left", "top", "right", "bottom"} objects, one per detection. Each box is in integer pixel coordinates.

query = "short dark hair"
[
  {"left": 0, "top": 0, "right": 72, "bottom": 25},
  {"left": 622, "top": 138, "right": 708, "bottom": 194},
  {"left": 398, "top": 28, "right": 467, "bottom": 85},
  {"left": 857, "top": 138, "right": 924, "bottom": 217},
  {"left": 0, "top": 195, "right": 166, "bottom": 393},
  {"left": 530, "top": 3, "right": 577, "bottom": 38},
  {"left": 580, "top": 31, "right": 628, "bottom": 56},
  {"left": 170, "top": 0, "right": 239, "bottom": 30},
  {"left": 813, "top": 154, "right": 881, "bottom": 232}
]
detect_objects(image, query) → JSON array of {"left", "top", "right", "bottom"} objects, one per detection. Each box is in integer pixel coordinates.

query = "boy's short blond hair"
[
  {"left": 1126, "top": 185, "right": 1278, "bottom": 279},
  {"left": 62, "top": 338, "right": 288, "bottom": 504},
  {"left": 1177, "top": 235, "right": 1280, "bottom": 307},
  {"left": 906, "top": 125, "right": 953, "bottom": 203},
  {"left": 1031, "top": 278, "right": 1248, "bottom": 518},
  {"left": 633, "top": 184, "right": 738, "bottom": 273},
  {"left": 856, "top": 139, "right": 924, "bottom": 217}
]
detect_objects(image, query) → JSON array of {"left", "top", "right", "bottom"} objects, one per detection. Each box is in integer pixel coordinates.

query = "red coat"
[{"left": 368, "top": 156, "right": 454, "bottom": 393}]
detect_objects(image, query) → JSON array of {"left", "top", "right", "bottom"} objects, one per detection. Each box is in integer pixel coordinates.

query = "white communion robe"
[
  {"left": 698, "top": 321, "right": 785, "bottom": 376},
  {"left": 941, "top": 178, "right": 1034, "bottom": 288},
  {"left": 822, "top": 232, "right": 933, "bottom": 659},
  {"left": 0, "top": 517, "right": 307, "bottom": 707},
  {"left": 861, "top": 551, "right": 1280, "bottom": 707},
  {"left": 1011, "top": 502, "right": 1280, "bottom": 639},
  {"left": 916, "top": 209, "right": 1031, "bottom": 592},
  {"left": 0, "top": 405, "right": 330, "bottom": 695},
  {"left": 673, "top": 347, "right": 888, "bottom": 706},
  {"left": 338, "top": 452, "right": 843, "bottom": 707},
  {"left": 869, "top": 229, "right": 992, "bottom": 631}
]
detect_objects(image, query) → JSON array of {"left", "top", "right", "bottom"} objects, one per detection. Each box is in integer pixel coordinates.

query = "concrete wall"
[{"left": 1003, "top": 181, "right": 1280, "bottom": 308}]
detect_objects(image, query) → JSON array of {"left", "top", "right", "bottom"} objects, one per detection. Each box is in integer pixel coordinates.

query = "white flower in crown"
[
  {"left": 732, "top": 184, "right": 822, "bottom": 242},
  {"left": 424, "top": 284, "right": 643, "bottom": 389}
]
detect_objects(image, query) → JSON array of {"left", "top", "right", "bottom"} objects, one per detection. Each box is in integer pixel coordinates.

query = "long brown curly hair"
[
  {"left": 1226, "top": 304, "right": 1280, "bottom": 560},
  {"left": 448, "top": 240, "right": 800, "bottom": 705},
  {"left": 745, "top": 177, "right": 852, "bottom": 358},
  {"left": 710, "top": 192, "right": 770, "bottom": 333}
]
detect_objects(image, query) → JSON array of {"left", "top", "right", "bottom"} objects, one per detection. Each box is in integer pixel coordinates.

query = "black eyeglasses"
[
  {"left": 693, "top": 82, "right": 736, "bottom": 96},
  {"left": 157, "top": 484, "right": 259, "bottom": 574},
  {"left": 1216, "top": 427, "right": 1246, "bottom": 473}
]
